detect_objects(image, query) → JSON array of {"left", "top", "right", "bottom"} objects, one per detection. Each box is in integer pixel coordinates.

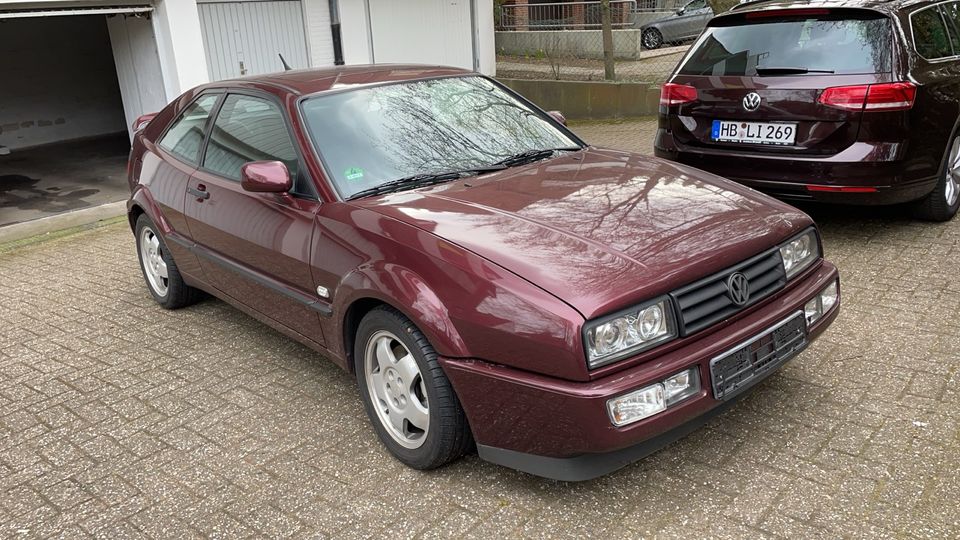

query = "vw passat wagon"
[
  {"left": 656, "top": 0, "right": 960, "bottom": 221},
  {"left": 127, "top": 65, "right": 839, "bottom": 480}
]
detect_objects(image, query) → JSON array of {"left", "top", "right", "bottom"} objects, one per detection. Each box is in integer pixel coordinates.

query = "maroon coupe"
[{"left": 126, "top": 66, "right": 840, "bottom": 480}]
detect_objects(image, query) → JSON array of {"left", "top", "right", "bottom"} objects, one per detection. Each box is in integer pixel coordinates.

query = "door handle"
[{"left": 188, "top": 185, "right": 210, "bottom": 201}]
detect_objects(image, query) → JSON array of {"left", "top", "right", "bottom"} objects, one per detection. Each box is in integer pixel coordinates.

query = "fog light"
[
  {"left": 607, "top": 383, "right": 665, "bottom": 427},
  {"left": 805, "top": 279, "right": 839, "bottom": 326},
  {"left": 664, "top": 368, "right": 700, "bottom": 405}
]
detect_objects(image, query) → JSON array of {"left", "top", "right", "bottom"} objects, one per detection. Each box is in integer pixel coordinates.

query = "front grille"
[
  {"left": 671, "top": 248, "right": 786, "bottom": 336},
  {"left": 710, "top": 312, "right": 807, "bottom": 400}
]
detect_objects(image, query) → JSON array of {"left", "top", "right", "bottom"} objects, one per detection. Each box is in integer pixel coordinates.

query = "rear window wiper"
[
  {"left": 754, "top": 67, "right": 835, "bottom": 76},
  {"left": 346, "top": 165, "right": 506, "bottom": 200},
  {"left": 493, "top": 147, "right": 582, "bottom": 168}
]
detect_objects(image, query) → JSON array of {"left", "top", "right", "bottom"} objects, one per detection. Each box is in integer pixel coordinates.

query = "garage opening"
[{"left": 0, "top": 9, "right": 164, "bottom": 228}]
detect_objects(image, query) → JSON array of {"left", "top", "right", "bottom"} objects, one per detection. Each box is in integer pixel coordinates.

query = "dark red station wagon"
[
  {"left": 127, "top": 65, "right": 840, "bottom": 480},
  {"left": 656, "top": 0, "right": 960, "bottom": 221}
]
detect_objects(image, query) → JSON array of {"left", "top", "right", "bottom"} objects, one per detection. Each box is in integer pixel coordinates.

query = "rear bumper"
[
  {"left": 654, "top": 129, "right": 938, "bottom": 205},
  {"left": 441, "top": 262, "right": 840, "bottom": 481}
]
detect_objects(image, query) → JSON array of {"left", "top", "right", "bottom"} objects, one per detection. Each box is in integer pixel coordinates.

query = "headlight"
[
  {"left": 779, "top": 229, "right": 820, "bottom": 279},
  {"left": 584, "top": 298, "right": 677, "bottom": 369}
]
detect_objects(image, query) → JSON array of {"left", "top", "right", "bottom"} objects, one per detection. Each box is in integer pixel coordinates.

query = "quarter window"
[
  {"left": 912, "top": 6, "right": 955, "bottom": 59},
  {"left": 159, "top": 94, "right": 219, "bottom": 164},
  {"left": 203, "top": 94, "right": 301, "bottom": 184}
]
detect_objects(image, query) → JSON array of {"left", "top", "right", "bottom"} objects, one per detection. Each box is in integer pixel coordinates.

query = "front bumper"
[{"left": 440, "top": 261, "right": 840, "bottom": 481}]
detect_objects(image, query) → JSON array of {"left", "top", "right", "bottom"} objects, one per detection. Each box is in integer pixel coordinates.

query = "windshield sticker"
[{"left": 344, "top": 167, "right": 364, "bottom": 181}]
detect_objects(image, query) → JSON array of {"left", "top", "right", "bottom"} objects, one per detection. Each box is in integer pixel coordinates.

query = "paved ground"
[
  {"left": 0, "top": 134, "right": 130, "bottom": 228},
  {"left": 1, "top": 119, "right": 958, "bottom": 538}
]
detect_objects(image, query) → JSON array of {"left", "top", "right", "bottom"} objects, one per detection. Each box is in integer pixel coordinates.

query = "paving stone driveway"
[{"left": 1, "top": 119, "right": 958, "bottom": 538}]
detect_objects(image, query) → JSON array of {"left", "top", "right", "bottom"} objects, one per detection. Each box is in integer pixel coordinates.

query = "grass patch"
[{"left": 0, "top": 216, "right": 127, "bottom": 255}]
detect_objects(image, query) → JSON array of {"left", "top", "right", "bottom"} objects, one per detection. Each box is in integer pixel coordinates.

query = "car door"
[
  {"left": 680, "top": 0, "right": 710, "bottom": 39},
  {"left": 184, "top": 91, "right": 327, "bottom": 343},
  {"left": 147, "top": 92, "right": 222, "bottom": 279}
]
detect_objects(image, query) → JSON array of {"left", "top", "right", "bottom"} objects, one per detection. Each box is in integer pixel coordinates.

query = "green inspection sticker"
[{"left": 344, "top": 167, "right": 364, "bottom": 181}]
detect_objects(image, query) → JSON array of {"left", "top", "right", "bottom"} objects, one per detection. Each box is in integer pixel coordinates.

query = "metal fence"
[{"left": 495, "top": 0, "right": 696, "bottom": 84}]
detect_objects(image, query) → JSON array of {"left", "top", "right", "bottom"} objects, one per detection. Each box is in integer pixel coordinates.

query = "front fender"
[{"left": 335, "top": 263, "right": 469, "bottom": 360}]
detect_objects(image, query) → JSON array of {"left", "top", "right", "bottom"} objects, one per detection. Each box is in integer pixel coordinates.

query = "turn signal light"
[
  {"left": 660, "top": 83, "right": 698, "bottom": 107},
  {"left": 818, "top": 82, "right": 916, "bottom": 112}
]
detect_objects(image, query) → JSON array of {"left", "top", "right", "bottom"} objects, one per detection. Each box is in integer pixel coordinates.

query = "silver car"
[{"left": 639, "top": 0, "right": 714, "bottom": 49}]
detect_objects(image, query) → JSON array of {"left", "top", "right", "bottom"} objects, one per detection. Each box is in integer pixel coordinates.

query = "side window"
[
  {"left": 203, "top": 94, "right": 301, "bottom": 186},
  {"left": 913, "top": 7, "right": 955, "bottom": 59},
  {"left": 688, "top": 0, "right": 707, "bottom": 10},
  {"left": 159, "top": 94, "right": 219, "bottom": 164},
  {"left": 941, "top": 2, "right": 960, "bottom": 51}
]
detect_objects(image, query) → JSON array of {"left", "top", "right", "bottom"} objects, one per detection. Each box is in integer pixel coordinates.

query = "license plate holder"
[
  {"left": 709, "top": 312, "right": 807, "bottom": 401},
  {"left": 711, "top": 120, "right": 797, "bottom": 146}
]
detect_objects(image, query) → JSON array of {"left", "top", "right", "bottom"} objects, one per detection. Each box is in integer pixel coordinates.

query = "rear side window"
[
  {"left": 913, "top": 6, "right": 955, "bottom": 59},
  {"left": 159, "top": 94, "right": 219, "bottom": 164},
  {"left": 678, "top": 12, "right": 893, "bottom": 76},
  {"left": 203, "top": 94, "right": 301, "bottom": 183}
]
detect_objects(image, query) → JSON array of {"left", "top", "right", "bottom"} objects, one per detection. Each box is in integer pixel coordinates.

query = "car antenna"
[{"left": 279, "top": 53, "right": 292, "bottom": 71}]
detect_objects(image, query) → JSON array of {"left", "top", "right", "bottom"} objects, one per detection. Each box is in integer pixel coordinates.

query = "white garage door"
[{"left": 198, "top": 0, "right": 311, "bottom": 81}]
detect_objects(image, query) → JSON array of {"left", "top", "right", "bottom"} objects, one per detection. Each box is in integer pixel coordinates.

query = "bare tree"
[{"left": 600, "top": 0, "right": 615, "bottom": 80}]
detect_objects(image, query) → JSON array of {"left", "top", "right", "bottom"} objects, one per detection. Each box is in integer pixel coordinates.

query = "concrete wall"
[
  {"left": 499, "top": 78, "right": 661, "bottom": 119},
  {"left": 496, "top": 29, "right": 642, "bottom": 60},
  {"left": 339, "top": 0, "right": 496, "bottom": 75},
  {"left": 0, "top": 16, "right": 126, "bottom": 150}
]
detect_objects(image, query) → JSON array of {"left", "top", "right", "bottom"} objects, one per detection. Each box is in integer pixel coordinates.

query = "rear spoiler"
[{"left": 132, "top": 113, "right": 158, "bottom": 133}]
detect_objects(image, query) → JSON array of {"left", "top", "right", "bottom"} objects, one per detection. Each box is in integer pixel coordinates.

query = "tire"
[
  {"left": 642, "top": 28, "right": 663, "bottom": 50},
  {"left": 911, "top": 135, "right": 960, "bottom": 222},
  {"left": 354, "top": 306, "right": 472, "bottom": 470},
  {"left": 134, "top": 214, "right": 201, "bottom": 309}
]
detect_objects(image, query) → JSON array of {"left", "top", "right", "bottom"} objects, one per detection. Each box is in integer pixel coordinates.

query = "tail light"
[
  {"left": 660, "top": 83, "right": 698, "bottom": 107},
  {"left": 818, "top": 82, "right": 916, "bottom": 112}
]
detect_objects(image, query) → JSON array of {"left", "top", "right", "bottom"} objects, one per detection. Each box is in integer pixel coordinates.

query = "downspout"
[
  {"left": 363, "top": 0, "right": 375, "bottom": 63},
  {"left": 469, "top": 0, "right": 479, "bottom": 71},
  {"left": 328, "top": 0, "right": 344, "bottom": 65}
]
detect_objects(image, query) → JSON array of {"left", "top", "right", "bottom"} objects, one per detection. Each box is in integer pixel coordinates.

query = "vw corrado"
[{"left": 126, "top": 66, "right": 840, "bottom": 481}]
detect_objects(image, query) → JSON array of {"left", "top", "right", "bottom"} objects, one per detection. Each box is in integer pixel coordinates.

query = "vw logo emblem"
[
  {"left": 727, "top": 272, "right": 751, "bottom": 306},
  {"left": 742, "top": 92, "right": 762, "bottom": 112}
]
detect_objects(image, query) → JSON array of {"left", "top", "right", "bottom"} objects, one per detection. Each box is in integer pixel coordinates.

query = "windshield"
[
  {"left": 678, "top": 13, "right": 892, "bottom": 76},
  {"left": 300, "top": 76, "right": 580, "bottom": 199}
]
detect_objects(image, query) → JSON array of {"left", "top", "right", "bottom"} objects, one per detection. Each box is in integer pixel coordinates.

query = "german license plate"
[{"left": 711, "top": 120, "right": 796, "bottom": 145}]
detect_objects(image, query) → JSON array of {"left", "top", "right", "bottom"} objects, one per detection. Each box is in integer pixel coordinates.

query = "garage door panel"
[{"left": 199, "top": 0, "right": 309, "bottom": 81}]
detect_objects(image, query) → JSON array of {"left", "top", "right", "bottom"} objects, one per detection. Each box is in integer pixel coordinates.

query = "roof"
[
  {"left": 202, "top": 64, "right": 473, "bottom": 97},
  {"left": 726, "top": 0, "right": 931, "bottom": 14}
]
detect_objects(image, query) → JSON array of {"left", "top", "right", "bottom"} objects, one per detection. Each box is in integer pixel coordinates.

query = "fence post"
[{"left": 601, "top": 0, "right": 615, "bottom": 80}]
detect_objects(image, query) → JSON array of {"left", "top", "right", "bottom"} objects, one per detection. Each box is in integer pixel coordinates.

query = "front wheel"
[
  {"left": 354, "top": 307, "right": 472, "bottom": 470},
  {"left": 911, "top": 135, "right": 960, "bottom": 222},
  {"left": 642, "top": 28, "right": 663, "bottom": 50},
  {"left": 134, "top": 214, "right": 201, "bottom": 309}
]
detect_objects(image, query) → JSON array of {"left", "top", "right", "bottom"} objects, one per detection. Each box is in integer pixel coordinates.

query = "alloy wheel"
[
  {"left": 643, "top": 29, "right": 662, "bottom": 50},
  {"left": 364, "top": 330, "right": 430, "bottom": 449},
  {"left": 946, "top": 137, "right": 960, "bottom": 207},
  {"left": 139, "top": 226, "right": 169, "bottom": 297}
]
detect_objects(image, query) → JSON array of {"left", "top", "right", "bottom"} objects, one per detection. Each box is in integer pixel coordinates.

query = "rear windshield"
[{"left": 678, "top": 12, "right": 892, "bottom": 76}]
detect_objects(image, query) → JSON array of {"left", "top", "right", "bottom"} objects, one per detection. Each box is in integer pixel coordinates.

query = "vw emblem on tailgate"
[
  {"left": 727, "top": 272, "right": 751, "bottom": 306},
  {"left": 742, "top": 92, "right": 762, "bottom": 112}
]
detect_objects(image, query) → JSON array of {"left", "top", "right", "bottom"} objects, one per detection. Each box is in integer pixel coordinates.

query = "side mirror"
[
  {"left": 547, "top": 110, "right": 567, "bottom": 126},
  {"left": 677, "top": 8, "right": 685, "bottom": 15},
  {"left": 241, "top": 161, "right": 292, "bottom": 193}
]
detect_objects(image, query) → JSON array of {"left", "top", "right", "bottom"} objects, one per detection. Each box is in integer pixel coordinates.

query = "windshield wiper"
[
  {"left": 346, "top": 165, "right": 506, "bottom": 200},
  {"left": 493, "top": 147, "right": 582, "bottom": 168},
  {"left": 755, "top": 67, "right": 835, "bottom": 76}
]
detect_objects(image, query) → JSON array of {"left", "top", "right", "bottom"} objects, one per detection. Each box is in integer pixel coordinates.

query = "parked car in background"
[
  {"left": 656, "top": 0, "right": 960, "bottom": 221},
  {"left": 127, "top": 65, "right": 840, "bottom": 481},
  {"left": 639, "top": 0, "right": 714, "bottom": 49}
]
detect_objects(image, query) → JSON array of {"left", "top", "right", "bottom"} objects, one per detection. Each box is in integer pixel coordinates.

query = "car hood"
[{"left": 352, "top": 147, "right": 811, "bottom": 320}]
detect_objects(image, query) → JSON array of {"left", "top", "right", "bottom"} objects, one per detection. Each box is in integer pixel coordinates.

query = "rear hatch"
[{"left": 666, "top": 8, "right": 897, "bottom": 156}]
